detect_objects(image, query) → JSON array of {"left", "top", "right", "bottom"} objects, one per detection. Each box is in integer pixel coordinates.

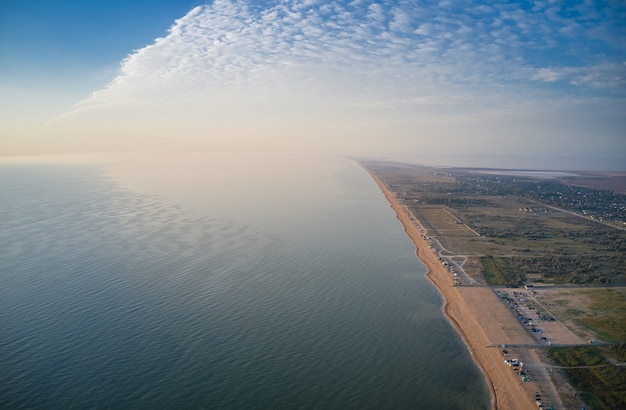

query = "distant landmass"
[{"left": 361, "top": 159, "right": 626, "bottom": 410}]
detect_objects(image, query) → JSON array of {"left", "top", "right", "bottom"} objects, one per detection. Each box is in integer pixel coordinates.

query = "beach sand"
[{"left": 368, "top": 172, "right": 559, "bottom": 410}]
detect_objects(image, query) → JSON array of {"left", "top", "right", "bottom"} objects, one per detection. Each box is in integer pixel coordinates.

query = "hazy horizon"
[
  {"left": 1, "top": 1, "right": 625, "bottom": 170},
  {"left": 2, "top": 151, "right": 624, "bottom": 173}
]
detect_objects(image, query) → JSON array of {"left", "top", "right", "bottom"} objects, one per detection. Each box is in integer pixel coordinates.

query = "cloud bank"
[{"left": 43, "top": 0, "right": 626, "bottom": 160}]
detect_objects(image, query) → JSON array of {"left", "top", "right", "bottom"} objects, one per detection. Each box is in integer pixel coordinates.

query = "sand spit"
[{"left": 366, "top": 170, "right": 563, "bottom": 410}]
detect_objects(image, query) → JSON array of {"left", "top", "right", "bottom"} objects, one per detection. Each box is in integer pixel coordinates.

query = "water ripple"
[{"left": 0, "top": 160, "right": 489, "bottom": 410}]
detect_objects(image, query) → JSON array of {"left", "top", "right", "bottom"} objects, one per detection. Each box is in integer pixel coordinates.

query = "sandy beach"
[{"left": 367, "top": 172, "right": 558, "bottom": 410}]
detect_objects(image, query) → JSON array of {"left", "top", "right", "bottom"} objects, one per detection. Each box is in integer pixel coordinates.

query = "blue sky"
[
  {"left": 1, "top": 0, "right": 625, "bottom": 169},
  {"left": 1, "top": 0, "right": 201, "bottom": 119}
]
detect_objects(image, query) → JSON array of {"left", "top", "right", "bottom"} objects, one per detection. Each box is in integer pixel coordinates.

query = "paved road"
[{"left": 529, "top": 199, "right": 626, "bottom": 231}]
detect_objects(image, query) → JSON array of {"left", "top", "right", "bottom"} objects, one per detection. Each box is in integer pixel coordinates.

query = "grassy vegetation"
[
  {"left": 459, "top": 203, "right": 622, "bottom": 283},
  {"left": 566, "top": 308, "right": 586, "bottom": 317},
  {"left": 578, "top": 289, "right": 626, "bottom": 342},
  {"left": 600, "top": 343, "right": 626, "bottom": 362},
  {"left": 550, "top": 346, "right": 605, "bottom": 366},
  {"left": 363, "top": 161, "right": 626, "bottom": 285},
  {"left": 549, "top": 346, "right": 626, "bottom": 410},
  {"left": 479, "top": 255, "right": 523, "bottom": 286},
  {"left": 539, "top": 288, "right": 626, "bottom": 344}
]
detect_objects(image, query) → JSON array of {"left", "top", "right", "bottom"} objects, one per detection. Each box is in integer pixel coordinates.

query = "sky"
[{"left": 1, "top": 0, "right": 625, "bottom": 169}]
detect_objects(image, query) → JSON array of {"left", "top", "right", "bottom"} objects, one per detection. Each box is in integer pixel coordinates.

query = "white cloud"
[
  {"left": 389, "top": 8, "right": 412, "bottom": 32},
  {"left": 414, "top": 22, "right": 433, "bottom": 36},
  {"left": 532, "top": 63, "right": 626, "bottom": 88},
  {"left": 37, "top": 0, "right": 624, "bottom": 159},
  {"left": 532, "top": 68, "right": 562, "bottom": 82},
  {"left": 64, "top": 0, "right": 624, "bottom": 112}
]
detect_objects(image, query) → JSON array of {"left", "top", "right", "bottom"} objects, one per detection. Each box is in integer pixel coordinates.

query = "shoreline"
[{"left": 366, "top": 170, "right": 541, "bottom": 410}]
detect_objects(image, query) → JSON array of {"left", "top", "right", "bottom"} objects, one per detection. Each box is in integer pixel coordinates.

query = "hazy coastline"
[{"left": 364, "top": 166, "right": 550, "bottom": 410}]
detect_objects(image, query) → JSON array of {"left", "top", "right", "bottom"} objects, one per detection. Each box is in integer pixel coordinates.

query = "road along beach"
[{"left": 365, "top": 169, "right": 563, "bottom": 410}]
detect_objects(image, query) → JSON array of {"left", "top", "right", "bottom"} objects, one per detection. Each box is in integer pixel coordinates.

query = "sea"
[{"left": 0, "top": 153, "right": 489, "bottom": 409}]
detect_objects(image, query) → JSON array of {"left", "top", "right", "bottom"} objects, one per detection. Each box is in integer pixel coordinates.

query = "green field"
[
  {"left": 577, "top": 289, "right": 626, "bottom": 342},
  {"left": 549, "top": 346, "right": 626, "bottom": 409},
  {"left": 364, "top": 161, "right": 626, "bottom": 286}
]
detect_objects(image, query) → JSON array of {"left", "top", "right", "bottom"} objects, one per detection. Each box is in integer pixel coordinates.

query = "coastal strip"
[{"left": 364, "top": 168, "right": 541, "bottom": 410}]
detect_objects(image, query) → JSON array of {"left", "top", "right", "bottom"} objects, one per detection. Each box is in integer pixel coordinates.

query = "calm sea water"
[{"left": 0, "top": 154, "right": 488, "bottom": 409}]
